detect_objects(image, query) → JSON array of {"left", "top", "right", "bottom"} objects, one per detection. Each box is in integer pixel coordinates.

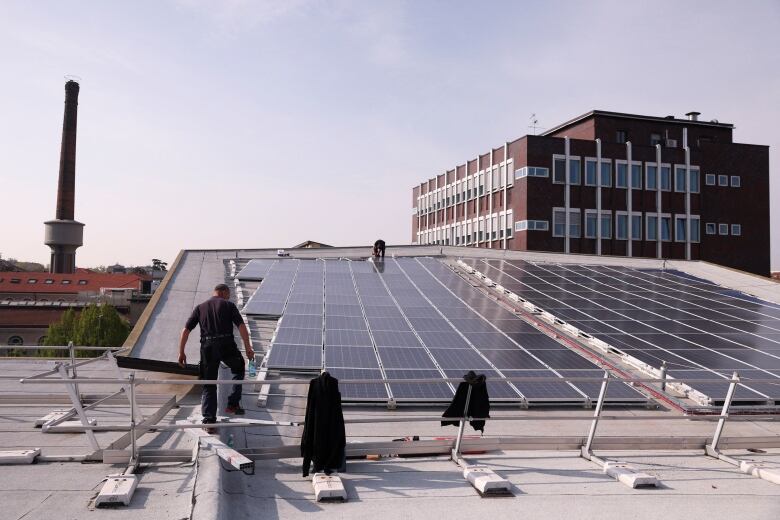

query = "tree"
[
  {"left": 152, "top": 258, "right": 168, "bottom": 271},
  {"left": 44, "top": 304, "right": 130, "bottom": 356}
]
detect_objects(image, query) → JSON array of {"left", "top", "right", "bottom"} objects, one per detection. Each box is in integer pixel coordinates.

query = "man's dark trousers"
[{"left": 200, "top": 337, "right": 245, "bottom": 420}]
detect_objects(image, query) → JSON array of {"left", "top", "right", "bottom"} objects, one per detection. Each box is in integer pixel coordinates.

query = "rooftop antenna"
[{"left": 529, "top": 114, "right": 540, "bottom": 135}]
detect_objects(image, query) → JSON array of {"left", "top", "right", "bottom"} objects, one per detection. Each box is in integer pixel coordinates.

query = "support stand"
[
  {"left": 451, "top": 384, "right": 512, "bottom": 496},
  {"left": 705, "top": 372, "right": 780, "bottom": 486},
  {"left": 580, "top": 372, "right": 659, "bottom": 488}
]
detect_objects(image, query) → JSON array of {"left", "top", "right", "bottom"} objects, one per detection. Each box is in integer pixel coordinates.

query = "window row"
[
  {"left": 551, "top": 155, "right": 701, "bottom": 193},
  {"left": 704, "top": 174, "right": 741, "bottom": 188},
  {"left": 418, "top": 211, "right": 513, "bottom": 246},
  {"left": 705, "top": 223, "right": 742, "bottom": 236},
  {"left": 416, "top": 160, "right": 513, "bottom": 215},
  {"left": 3, "top": 278, "right": 87, "bottom": 285},
  {"left": 514, "top": 166, "right": 549, "bottom": 179},
  {"left": 552, "top": 208, "right": 702, "bottom": 242}
]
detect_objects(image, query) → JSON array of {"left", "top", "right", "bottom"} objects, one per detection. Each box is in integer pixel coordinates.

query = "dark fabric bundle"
[
  {"left": 441, "top": 371, "right": 491, "bottom": 432},
  {"left": 300, "top": 372, "right": 346, "bottom": 477}
]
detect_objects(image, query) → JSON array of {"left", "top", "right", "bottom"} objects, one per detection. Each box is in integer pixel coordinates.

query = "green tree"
[{"left": 44, "top": 304, "right": 130, "bottom": 357}]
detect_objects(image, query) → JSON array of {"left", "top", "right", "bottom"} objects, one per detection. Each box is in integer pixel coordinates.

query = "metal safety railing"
[{"left": 15, "top": 361, "right": 780, "bottom": 465}]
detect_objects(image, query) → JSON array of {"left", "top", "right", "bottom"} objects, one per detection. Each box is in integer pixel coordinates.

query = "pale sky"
[{"left": 1, "top": 0, "right": 778, "bottom": 269}]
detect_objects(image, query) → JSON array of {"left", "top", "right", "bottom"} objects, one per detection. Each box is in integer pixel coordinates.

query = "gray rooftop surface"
[{"left": 3, "top": 245, "right": 780, "bottom": 519}]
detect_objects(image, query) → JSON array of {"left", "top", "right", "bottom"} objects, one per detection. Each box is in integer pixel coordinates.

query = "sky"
[{"left": 0, "top": 0, "right": 778, "bottom": 270}]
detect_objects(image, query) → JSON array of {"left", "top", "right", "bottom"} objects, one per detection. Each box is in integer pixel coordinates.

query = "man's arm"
[
  {"left": 178, "top": 328, "right": 190, "bottom": 367},
  {"left": 238, "top": 323, "right": 254, "bottom": 360}
]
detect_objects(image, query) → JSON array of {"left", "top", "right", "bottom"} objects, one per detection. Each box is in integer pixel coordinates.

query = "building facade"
[{"left": 411, "top": 110, "right": 770, "bottom": 276}]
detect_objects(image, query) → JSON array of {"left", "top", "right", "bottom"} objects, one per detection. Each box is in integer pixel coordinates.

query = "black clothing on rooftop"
[
  {"left": 441, "top": 371, "right": 491, "bottom": 432},
  {"left": 301, "top": 372, "right": 346, "bottom": 477}
]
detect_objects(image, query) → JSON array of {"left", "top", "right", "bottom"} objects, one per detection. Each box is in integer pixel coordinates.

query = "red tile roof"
[{"left": 0, "top": 272, "right": 148, "bottom": 294}]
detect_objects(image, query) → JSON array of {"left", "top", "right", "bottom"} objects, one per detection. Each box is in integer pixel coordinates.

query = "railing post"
[
  {"left": 659, "top": 361, "right": 667, "bottom": 393},
  {"left": 129, "top": 372, "right": 137, "bottom": 463},
  {"left": 711, "top": 371, "right": 739, "bottom": 452},
  {"left": 583, "top": 371, "right": 610, "bottom": 455},
  {"left": 68, "top": 340, "right": 81, "bottom": 400},
  {"left": 452, "top": 384, "right": 473, "bottom": 460}
]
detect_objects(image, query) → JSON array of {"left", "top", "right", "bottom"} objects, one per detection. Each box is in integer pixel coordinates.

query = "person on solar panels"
[
  {"left": 373, "top": 239, "right": 386, "bottom": 258},
  {"left": 178, "top": 283, "right": 254, "bottom": 431}
]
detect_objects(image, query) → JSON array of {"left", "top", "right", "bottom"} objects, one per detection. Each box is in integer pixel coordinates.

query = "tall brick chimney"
[{"left": 44, "top": 80, "right": 84, "bottom": 273}]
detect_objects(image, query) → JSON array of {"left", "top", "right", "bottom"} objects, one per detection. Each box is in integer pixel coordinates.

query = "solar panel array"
[
  {"left": 462, "top": 258, "right": 780, "bottom": 406},
  {"left": 246, "top": 257, "right": 647, "bottom": 404}
]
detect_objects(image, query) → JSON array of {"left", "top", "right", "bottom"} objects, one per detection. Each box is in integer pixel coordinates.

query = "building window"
[
  {"left": 705, "top": 223, "right": 716, "bottom": 235},
  {"left": 78, "top": 280, "right": 88, "bottom": 285},
  {"left": 616, "top": 130, "right": 627, "bottom": 144},
  {"left": 8, "top": 336, "right": 23, "bottom": 346},
  {"left": 585, "top": 211, "right": 598, "bottom": 238},
  {"left": 718, "top": 174, "right": 728, "bottom": 186},
  {"left": 37, "top": 336, "right": 47, "bottom": 346},
  {"left": 661, "top": 216, "right": 672, "bottom": 241},
  {"left": 569, "top": 158, "right": 581, "bottom": 185},
  {"left": 569, "top": 210, "right": 581, "bottom": 238},
  {"left": 616, "top": 162, "right": 628, "bottom": 188},
  {"left": 650, "top": 133, "right": 662, "bottom": 146},
  {"left": 690, "top": 168, "right": 700, "bottom": 193},
  {"left": 674, "top": 166, "right": 687, "bottom": 192},
  {"left": 646, "top": 164, "right": 658, "bottom": 191},
  {"left": 28, "top": 279, "right": 38, "bottom": 284},
  {"left": 731, "top": 224, "right": 742, "bottom": 236},
  {"left": 600, "top": 161, "right": 612, "bottom": 187},
  {"left": 631, "top": 214, "right": 642, "bottom": 240},
  {"left": 705, "top": 174, "right": 716, "bottom": 186},
  {"left": 616, "top": 213, "right": 628, "bottom": 240},
  {"left": 551, "top": 209, "right": 580, "bottom": 237},
  {"left": 62, "top": 279, "right": 71, "bottom": 285},
  {"left": 675, "top": 216, "right": 687, "bottom": 242},
  {"left": 730, "top": 176, "right": 741, "bottom": 187},
  {"left": 600, "top": 212, "right": 612, "bottom": 239},
  {"left": 660, "top": 166, "right": 671, "bottom": 191},
  {"left": 719, "top": 223, "right": 729, "bottom": 235},
  {"left": 553, "top": 157, "right": 566, "bottom": 184},
  {"left": 631, "top": 164, "right": 642, "bottom": 189},
  {"left": 10, "top": 278, "right": 20, "bottom": 284},
  {"left": 691, "top": 217, "right": 700, "bottom": 243},
  {"left": 585, "top": 159, "right": 597, "bottom": 186},
  {"left": 647, "top": 215, "right": 658, "bottom": 241}
]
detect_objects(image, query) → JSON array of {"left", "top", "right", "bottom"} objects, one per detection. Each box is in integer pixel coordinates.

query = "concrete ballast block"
[
  {"left": 0, "top": 449, "right": 41, "bottom": 465},
  {"left": 463, "top": 465, "right": 511, "bottom": 493},
  {"left": 312, "top": 473, "right": 347, "bottom": 501},
  {"left": 603, "top": 461, "right": 659, "bottom": 488},
  {"left": 95, "top": 475, "right": 138, "bottom": 507}
]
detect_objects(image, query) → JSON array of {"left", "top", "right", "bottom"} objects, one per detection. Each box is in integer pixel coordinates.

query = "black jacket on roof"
[
  {"left": 441, "top": 371, "right": 490, "bottom": 432},
  {"left": 301, "top": 372, "right": 346, "bottom": 477}
]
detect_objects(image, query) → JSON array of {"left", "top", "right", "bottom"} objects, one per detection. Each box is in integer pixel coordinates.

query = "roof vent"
[{"left": 685, "top": 111, "right": 701, "bottom": 121}]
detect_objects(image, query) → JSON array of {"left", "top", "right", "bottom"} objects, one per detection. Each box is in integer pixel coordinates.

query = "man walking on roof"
[{"left": 178, "top": 283, "right": 254, "bottom": 430}]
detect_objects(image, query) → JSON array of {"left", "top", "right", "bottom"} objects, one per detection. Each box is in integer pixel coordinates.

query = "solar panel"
[
  {"left": 384, "top": 370, "right": 453, "bottom": 400},
  {"left": 266, "top": 344, "right": 322, "bottom": 370},
  {"left": 237, "top": 259, "right": 276, "bottom": 280},
  {"left": 325, "top": 368, "right": 389, "bottom": 400}
]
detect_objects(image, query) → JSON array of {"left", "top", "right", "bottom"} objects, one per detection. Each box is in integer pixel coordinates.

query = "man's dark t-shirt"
[{"left": 185, "top": 296, "right": 243, "bottom": 337}]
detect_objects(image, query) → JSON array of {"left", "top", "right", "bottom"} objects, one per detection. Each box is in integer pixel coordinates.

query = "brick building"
[
  {"left": 0, "top": 271, "right": 151, "bottom": 346},
  {"left": 411, "top": 110, "right": 770, "bottom": 276}
]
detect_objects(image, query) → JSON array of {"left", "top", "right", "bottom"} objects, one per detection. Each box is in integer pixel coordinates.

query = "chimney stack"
[
  {"left": 685, "top": 111, "right": 701, "bottom": 121},
  {"left": 44, "top": 80, "right": 85, "bottom": 274}
]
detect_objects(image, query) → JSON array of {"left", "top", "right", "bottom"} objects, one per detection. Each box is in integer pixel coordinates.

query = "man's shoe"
[
  {"left": 202, "top": 418, "right": 218, "bottom": 434},
  {"left": 225, "top": 404, "right": 245, "bottom": 415}
]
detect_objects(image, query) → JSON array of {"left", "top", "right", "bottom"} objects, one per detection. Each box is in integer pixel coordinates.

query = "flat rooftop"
[{"left": 3, "top": 245, "right": 780, "bottom": 519}]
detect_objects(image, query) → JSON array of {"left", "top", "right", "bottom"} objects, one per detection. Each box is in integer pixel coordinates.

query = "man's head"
[{"left": 214, "top": 283, "right": 230, "bottom": 299}]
